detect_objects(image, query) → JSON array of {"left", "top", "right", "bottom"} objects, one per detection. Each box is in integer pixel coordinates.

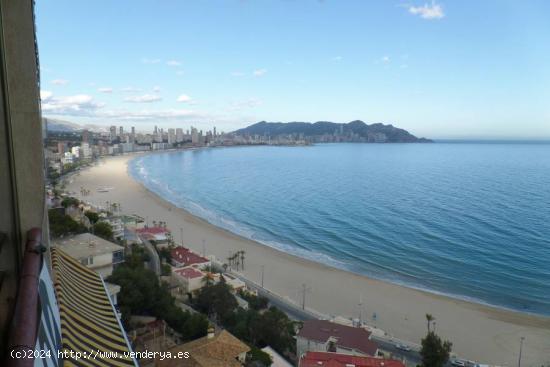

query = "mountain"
[
  {"left": 42, "top": 118, "right": 108, "bottom": 133},
  {"left": 233, "top": 120, "right": 432, "bottom": 143}
]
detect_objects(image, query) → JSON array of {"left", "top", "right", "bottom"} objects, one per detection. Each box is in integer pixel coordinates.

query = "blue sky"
[{"left": 36, "top": 0, "right": 550, "bottom": 138}]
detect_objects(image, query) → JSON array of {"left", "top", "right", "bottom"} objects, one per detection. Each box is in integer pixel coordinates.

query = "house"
[
  {"left": 136, "top": 226, "right": 171, "bottom": 246},
  {"left": 223, "top": 273, "right": 247, "bottom": 292},
  {"left": 172, "top": 267, "right": 208, "bottom": 293},
  {"left": 52, "top": 232, "right": 125, "bottom": 278},
  {"left": 296, "top": 320, "right": 379, "bottom": 359},
  {"left": 101, "top": 215, "right": 124, "bottom": 240},
  {"left": 156, "top": 329, "right": 250, "bottom": 367},
  {"left": 299, "top": 352, "right": 405, "bottom": 367},
  {"left": 170, "top": 246, "right": 211, "bottom": 268}
]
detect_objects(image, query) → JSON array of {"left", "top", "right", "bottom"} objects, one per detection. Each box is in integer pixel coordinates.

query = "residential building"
[
  {"left": 157, "top": 329, "right": 250, "bottom": 367},
  {"left": 136, "top": 226, "right": 171, "bottom": 246},
  {"left": 223, "top": 273, "right": 246, "bottom": 292},
  {"left": 110, "top": 125, "right": 117, "bottom": 141},
  {"left": 168, "top": 128, "right": 176, "bottom": 144},
  {"left": 70, "top": 145, "right": 80, "bottom": 159},
  {"left": 80, "top": 141, "right": 92, "bottom": 159},
  {"left": 170, "top": 246, "right": 210, "bottom": 268},
  {"left": 102, "top": 215, "right": 125, "bottom": 240},
  {"left": 299, "top": 352, "right": 405, "bottom": 367},
  {"left": 172, "top": 267, "right": 207, "bottom": 293},
  {"left": 176, "top": 128, "right": 184, "bottom": 142},
  {"left": 52, "top": 233, "right": 125, "bottom": 277},
  {"left": 296, "top": 320, "right": 379, "bottom": 359},
  {"left": 0, "top": 3, "right": 137, "bottom": 364}
]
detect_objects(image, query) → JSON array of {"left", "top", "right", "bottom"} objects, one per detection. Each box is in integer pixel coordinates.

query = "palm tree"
[
  {"left": 240, "top": 250, "right": 246, "bottom": 270},
  {"left": 233, "top": 254, "right": 240, "bottom": 270},
  {"left": 426, "top": 314, "right": 435, "bottom": 333}
]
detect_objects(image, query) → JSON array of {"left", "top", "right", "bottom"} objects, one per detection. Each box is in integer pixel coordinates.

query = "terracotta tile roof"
[
  {"left": 136, "top": 226, "right": 170, "bottom": 234},
  {"left": 300, "top": 352, "right": 405, "bottom": 367},
  {"left": 297, "top": 320, "right": 378, "bottom": 356},
  {"left": 158, "top": 330, "right": 250, "bottom": 367},
  {"left": 171, "top": 246, "right": 209, "bottom": 267},
  {"left": 174, "top": 267, "right": 204, "bottom": 280}
]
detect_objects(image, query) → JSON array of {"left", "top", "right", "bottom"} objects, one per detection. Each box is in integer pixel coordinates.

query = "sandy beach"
[{"left": 66, "top": 154, "right": 550, "bottom": 366}]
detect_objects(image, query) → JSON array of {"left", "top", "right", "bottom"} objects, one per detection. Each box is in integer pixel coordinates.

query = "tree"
[
  {"left": 420, "top": 331, "right": 452, "bottom": 367},
  {"left": 426, "top": 314, "right": 435, "bottom": 332},
  {"left": 48, "top": 209, "right": 87, "bottom": 237},
  {"left": 107, "top": 253, "right": 207, "bottom": 341},
  {"left": 61, "top": 196, "right": 80, "bottom": 208},
  {"left": 240, "top": 250, "right": 246, "bottom": 270},
  {"left": 84, "top": 211, "right": 99, "bottom": 224},
  {"left": 195, "top": 277, "right": 238, "bottom": 323},
  {"left": 247, "top": 346, "right": 273, "bottom": 366},
  {"left": 249, "top": 307, "right": 297, "bottom": 355},
  {"left": 94, "top": 221, "right": 114, "bottom": 240}
]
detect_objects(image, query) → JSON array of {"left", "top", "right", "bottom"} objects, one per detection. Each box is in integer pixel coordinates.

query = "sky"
[{"left": 35, "top": 0, "right": 550, "bottom": 139}]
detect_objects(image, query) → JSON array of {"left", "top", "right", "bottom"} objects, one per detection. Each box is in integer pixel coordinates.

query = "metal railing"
[{"left": 6, "top": 228, "right": 43, "bottom": 367}]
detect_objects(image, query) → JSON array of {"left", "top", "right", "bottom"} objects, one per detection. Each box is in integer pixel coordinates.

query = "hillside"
[{"left": 233, "top": 120, "right": 432, "bottom": 143}]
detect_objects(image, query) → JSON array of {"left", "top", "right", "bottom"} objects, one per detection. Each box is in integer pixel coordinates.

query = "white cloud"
[
  {"left": 229, "top": 98, "right": 262, "bottom": 111},
  {"left": 166, "top": 60, "right": 182, "bottom": 67},
  {"left": 332, "top": 56, "right": 343, "bottom": 61},
  {"left": 176, "top": 94, "right": 192, "bottom": 103},
  {"left": 40, "top": 92, "right": 104, "bottom": 115},
  {"left": 408, "top": 1, "right": 445, "bottom": 19},
  {"left": 176, "top": 71, "right": 184, "bottom": 76},
  {"left": 142, "top": 58, "right": 161, "bottom": 64},
  {"left": 153, "top": 86, "right": 161, "bottom": 93},
  {"left": 124, "top": 94, "right": 162, "bottom": 103},
  {"left": 51, "top": 79, "right": 69, "bottom": 85},
  {"left": 253, "top": 69, "right": 267, "bottom": 77},
  {"left": 98, "top": 87, "right": 113, "bottom": 93},
  {"left": 231, "top": 71, "right": 245, "bottom": 77},
  {"left": 120, "top": 86, "right": 142, "bottom": 93},
  {"left": 40, "top": 92, "right": 211, "bottom": 122},
  {"left": 40, "top": 90, "right": 53, "bottom": 100},
  {"left": 97, "top": 108, "right": 198, "bottom": 121}
]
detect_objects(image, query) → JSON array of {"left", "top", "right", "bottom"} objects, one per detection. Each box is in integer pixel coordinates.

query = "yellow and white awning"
[{"left": 51, "top": 248, "right": 137, "bottom": 367}]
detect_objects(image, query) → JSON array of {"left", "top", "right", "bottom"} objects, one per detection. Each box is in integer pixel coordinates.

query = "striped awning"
[{"left": 51, "top": 248, "right": 137, "bottom": 366}]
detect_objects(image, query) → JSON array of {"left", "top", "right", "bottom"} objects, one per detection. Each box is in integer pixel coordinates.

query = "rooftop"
[
  {"left": 174, "top": 267, "right": 204, "bottom": 280},
  {"left": 171, "top": 246, "right": 209, "bottom": 266},
  {"left": 297, "top": 320, "right": 378, "bottom": 356},
  {"left": 300, "top": 352, "right": 405, "bottom": 367},
  {"left": 52, "top": 232, "right": 123, "bottom": 258},
  {"left": 158, "top": 330, "right": 250, "bottom": 367},
  {"left": 136, "top": 226, "right": 170, "bottom": 234}
]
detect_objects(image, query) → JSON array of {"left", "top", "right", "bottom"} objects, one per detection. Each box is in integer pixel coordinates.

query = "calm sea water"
[{"left": 129, "top": 143, "right": 550, "bottom": 316}]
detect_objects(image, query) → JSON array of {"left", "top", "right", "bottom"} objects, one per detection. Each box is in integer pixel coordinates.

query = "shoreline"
[
  {"left": 66, "top": 153, "right": 550, "bottom": 366},
  {"left": 128, "top": 155, "right": 550, "bottom": 319}
]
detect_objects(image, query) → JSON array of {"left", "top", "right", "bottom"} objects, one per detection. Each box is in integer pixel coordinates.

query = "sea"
[{"left": 129, "top": 142, "right": 550, "bottom": 316}]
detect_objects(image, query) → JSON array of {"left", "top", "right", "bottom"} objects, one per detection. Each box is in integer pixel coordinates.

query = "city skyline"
[{"left": 36, "top": 0, "right": 550, "bottom": 139}]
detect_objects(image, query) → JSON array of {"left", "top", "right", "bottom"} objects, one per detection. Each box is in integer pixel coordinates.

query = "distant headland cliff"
[{"left": 233, "top": 120, "right": 432, "bottom": 144}]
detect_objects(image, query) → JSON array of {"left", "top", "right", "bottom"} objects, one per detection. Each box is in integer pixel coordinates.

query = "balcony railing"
[{"left": 6, "top": 228, "right": 43, "bottom": 367}]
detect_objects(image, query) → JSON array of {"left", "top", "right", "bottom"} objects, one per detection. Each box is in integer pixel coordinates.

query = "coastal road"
[
  {"left": 230, "top": 271, "right": 320, "bottom": 321},
  {"left": 231, "top": 271, "right": 428, "bottom": 366}
]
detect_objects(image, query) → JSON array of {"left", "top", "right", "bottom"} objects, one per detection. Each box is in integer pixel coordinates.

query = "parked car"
[{"left": 451, "top": 359, "right": 466, "bottom": 367}]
